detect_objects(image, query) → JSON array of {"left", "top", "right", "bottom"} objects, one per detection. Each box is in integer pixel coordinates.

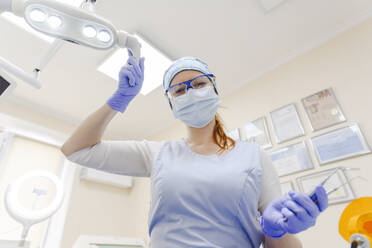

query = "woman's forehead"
[{"left": 170, "top": 70, "right": 204, "bottom": 87}]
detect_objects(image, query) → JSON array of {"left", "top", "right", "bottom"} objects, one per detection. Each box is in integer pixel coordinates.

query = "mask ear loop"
[
  {"left": 165, "top": 92, "right": 173, "bottom": 109},
  {"left": 213, "top": 84, "right": 219, "bottom": 95},
  {"left": 210, "top": 75, "right": 219, "bottom": 95}
]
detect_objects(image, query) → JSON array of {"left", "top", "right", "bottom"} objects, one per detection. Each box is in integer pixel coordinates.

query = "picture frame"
[
  {"left": 268, "top": 141, "right": 314, "bottom": 177},
  {"left": 242, "top": 117, "right": 272, "bottom": 149},
  {"left": 270, "top": 103, "right": 305, "bottom": 144},
  {"left": 280, "top": 181, "right": 294, "bottom": 195},
  {"left": 301, "top": 88, "right": 346, "bottom": 131},
  {"left": 296, "top": 167, "right": 355, "bottom": 205},
  {"left": 227, "top": 128, "right": 240, "bottom": 140},
  {"left": 310, "top": 123, "right": 371, "bottom": 165}
]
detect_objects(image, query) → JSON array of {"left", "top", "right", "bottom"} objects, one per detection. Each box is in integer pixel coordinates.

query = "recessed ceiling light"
[{"left": 98, "top": 33, "right": 172, "bottom": 95}]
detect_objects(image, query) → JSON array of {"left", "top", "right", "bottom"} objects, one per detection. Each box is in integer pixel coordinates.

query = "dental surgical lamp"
[
  {"left": 4, "top": 170, "right": 64, "bottom": 246},
  {"left": 0, "top": 0, "right": 141, "bottom": 100}
]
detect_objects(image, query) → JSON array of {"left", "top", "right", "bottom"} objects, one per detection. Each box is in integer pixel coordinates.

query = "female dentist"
[{"left": 61, "top": 55, "right": 328, "bottom": 248}]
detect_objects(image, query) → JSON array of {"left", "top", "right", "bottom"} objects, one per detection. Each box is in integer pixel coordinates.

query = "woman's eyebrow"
[{"left": 171, "top": 75, "right": 203, "bottom": 86}]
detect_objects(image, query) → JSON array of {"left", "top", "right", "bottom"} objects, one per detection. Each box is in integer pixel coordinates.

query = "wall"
[
  {"left": 0, "top": 100, "right": 152, "bottom": 247},
  {"left": 0, "top": 135, "right": 63, "bottom": 248},
  {"left": 2, "top": 15, "right": 372, "bottom": 248},
  {"left": 0, "top": 99, "right": 76, "bottom": 137},
  {"left": 149, "top": 17, "right": 372, "bottom": 247},
  {"left": 60, "top": 168, "right": 151, "bottom": 247}
]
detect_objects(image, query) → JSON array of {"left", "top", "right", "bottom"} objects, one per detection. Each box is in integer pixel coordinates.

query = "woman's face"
[{"left": 166, "top": 70, "right": 218, "bottom": 109}]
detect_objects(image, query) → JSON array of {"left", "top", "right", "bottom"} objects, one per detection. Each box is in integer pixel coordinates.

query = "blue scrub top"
[{"left": 148, "top": 139, "right": 264, "bottom": 248}]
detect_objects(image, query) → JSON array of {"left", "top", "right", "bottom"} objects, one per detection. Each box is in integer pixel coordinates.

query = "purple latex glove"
[
  {"left": 259, "top": 194, "right": 291, "bottom": 238},
  {"left": 279, "top": 186, "right": 328, "bottom": 234},
  {"left": 107, "top": 54, "right": 145, "bottom": 113},
  {"left": 260, "top": 186, "right": 328, "bottom": 238}
]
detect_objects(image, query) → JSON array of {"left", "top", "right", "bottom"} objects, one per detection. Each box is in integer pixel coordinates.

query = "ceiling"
[{"left": 1, "top": 0, "right": 372, "bottom": 140}]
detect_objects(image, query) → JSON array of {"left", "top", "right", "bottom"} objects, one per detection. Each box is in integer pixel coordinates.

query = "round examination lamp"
[
  {"left": 4, "top": 170, "right": 64, "bottom": 241},
  {"left": 339, "top": 197, "right": 372, "bottom": 248},
  {"left": 23, "top": 0, "right": 118, "bottom": 50},
  {"left": 0, "top": 0, "right": 142, "bottom": 91}
]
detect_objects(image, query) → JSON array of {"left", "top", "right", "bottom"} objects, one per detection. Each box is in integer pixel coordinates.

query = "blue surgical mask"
[{"left": 171, "top": 85, "right": 221, "bottom": 128}]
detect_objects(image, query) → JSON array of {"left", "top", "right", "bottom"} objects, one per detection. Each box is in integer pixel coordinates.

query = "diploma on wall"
[
  {"left": 269, "top": 141, "right": 313, "bottom": 177},
  {"left": 310, "top": 123, "right": 371, "bottom": 165},
  {"left": 280, "top": 181, "right": 294, "bottom": 195},
  {"left": 270, "top": 103, "right": 305, "bottom": 144},
  {"left": 302, "top": 88, "right": 346, "bottom": 131},
  {"left": 227, "top": 128, "right": 240, "bottom": 140},
  {"left": 296, "top": 167, "right": 355, "bottom": 205},
  {"left": 243, "top": 117, "right": 272, "bottom": 149}
]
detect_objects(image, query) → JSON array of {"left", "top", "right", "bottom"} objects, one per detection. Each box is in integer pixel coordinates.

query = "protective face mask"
[{"left": 171, "top": 85, "right": 221, "bottom": 128}]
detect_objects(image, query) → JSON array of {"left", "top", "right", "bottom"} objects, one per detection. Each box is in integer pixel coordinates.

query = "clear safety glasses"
[{"left": 165, "top": 74, "right": 216, "bottom": 100}]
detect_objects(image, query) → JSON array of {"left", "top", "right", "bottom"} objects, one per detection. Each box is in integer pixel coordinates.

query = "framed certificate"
[
  {"left": 270, "top": 103, "right": 305, "bottom": 144},
  {"left": 227, "top": 128, "right": 240, "bottom": 140},
  {"left": 243, "top": 117, "right": 272, "bottom": 149},
  {"left": 280, "top": 181, "right": 294, "bottom": 195},
  {"left": 310, "top": 123, "right": 371, "bottom": 165},
  {"left": 268, "top": 141, "right": 313, "bottom": 177},
  {"left": 296, "top": 167, "right": 355, "bottom": 205},
  {"left": 302, "top": 88, "right": 346, "bottom": 131}
]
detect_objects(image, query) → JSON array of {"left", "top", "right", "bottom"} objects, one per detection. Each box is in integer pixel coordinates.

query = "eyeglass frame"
[{"left": 164, "top": 73, "right": 218, "bottom": 100}]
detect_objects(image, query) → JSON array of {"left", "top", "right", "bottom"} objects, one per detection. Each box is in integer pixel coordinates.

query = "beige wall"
[
  {"left": 60, "top": 168, "right": 151, "bottom": 247},
  {"left": 2, "top": 15, "right": 372, "bottom": 248},
  {"left": 0, "top": 135, "right": 63, "bottom": 247},
  {"left": 0, "top": 99, "right": 76, "bottom": 136}
]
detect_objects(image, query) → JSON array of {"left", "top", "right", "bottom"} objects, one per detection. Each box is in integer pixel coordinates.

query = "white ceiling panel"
[{"left": 1, "top": 0, "right": 372, "bottom": 140}]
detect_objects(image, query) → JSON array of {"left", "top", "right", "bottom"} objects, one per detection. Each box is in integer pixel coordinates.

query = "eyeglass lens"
[{"left": 168, "top": 75, "right": 213, "bottom": 98}]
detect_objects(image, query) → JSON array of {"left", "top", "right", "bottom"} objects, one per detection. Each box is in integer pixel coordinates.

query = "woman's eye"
[
  {"left": 175, "top": 89, "right": 185, "bottom": 94},
  {"left": 196, "top": 82, "right": 206, "bottom": 87}
]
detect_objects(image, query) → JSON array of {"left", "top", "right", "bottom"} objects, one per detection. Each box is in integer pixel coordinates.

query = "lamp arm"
[
  {"left": 0, "top": 57, "right": 42, "bottom": 88},
  {"left": 0, "top": 0, "right": 12, "bottom": 13},
  {"left": 9, "top": 0, "right": 27, "bottom": 16},
  {"left": 117, "top": 30, "right": 141, "bottom": 63},
  {"left": 0, "top": 0, "right": 28, "bottom": 17}
]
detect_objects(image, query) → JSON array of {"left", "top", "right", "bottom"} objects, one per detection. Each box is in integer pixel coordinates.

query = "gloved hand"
[
  {"left": 260, "top": 186, "right": 328, "bottom": 238},
  {"left": 106, "top": 54, "right": 145, "bottom": 113},
  {"left": 259, "top": 194, "right": 291, "bottom": 238}
]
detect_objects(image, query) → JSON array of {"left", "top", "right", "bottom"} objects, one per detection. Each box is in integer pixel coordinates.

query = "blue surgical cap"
[{"left": 162, "top": 56, "right": 213, "bottom": 90}]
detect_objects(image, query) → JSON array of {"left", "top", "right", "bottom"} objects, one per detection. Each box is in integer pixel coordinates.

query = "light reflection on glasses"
[{"left": 166, "top": 74, "right": 215, "bottom": 99}]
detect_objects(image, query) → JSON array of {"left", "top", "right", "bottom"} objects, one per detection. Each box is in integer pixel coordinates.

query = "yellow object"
[{"left": 339, "top": 197, "right": 372, "bottom": 246}]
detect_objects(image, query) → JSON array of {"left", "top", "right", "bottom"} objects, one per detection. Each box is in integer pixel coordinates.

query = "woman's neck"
[{"left": 185, "top": 117, "right": 216, "bottom": 146}]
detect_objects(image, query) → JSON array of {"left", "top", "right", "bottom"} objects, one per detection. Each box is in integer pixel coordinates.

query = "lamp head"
[{"left": 23, "top": 0, "right": 117, "bottom": 49}]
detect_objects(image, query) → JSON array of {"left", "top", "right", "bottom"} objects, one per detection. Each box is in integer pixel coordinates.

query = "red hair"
[{"left": 213, "top": 113, "right": 235, "bottom": 154}]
